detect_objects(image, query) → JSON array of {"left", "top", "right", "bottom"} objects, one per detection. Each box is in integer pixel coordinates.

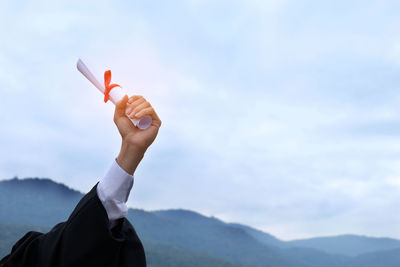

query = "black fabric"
[{"left": 0, "top": 184, "right": 146, "bottom": 267}]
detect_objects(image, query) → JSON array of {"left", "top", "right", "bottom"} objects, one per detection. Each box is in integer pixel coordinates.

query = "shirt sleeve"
[{"left": 97, "top": 159, "right": 134, "bottom": 227}]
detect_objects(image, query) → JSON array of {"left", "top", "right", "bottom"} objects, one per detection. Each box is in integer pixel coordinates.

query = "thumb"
[{"left": 114, "top": 95, "right": 129, "bottom": 119}]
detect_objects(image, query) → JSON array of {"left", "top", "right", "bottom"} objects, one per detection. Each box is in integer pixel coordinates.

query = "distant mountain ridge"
[
  {"left": 229, "top": 222, "right": 400, "bottom": 257},
  {"left": 288, "top": 234, "right": 400, "bottom": 256},
  {"left": 1, "top": 177, "right": 400, "bottom": 267}
]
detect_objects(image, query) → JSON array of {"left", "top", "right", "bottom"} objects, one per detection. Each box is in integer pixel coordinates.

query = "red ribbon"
[{"left": 104, "top": 70, "right": 121, "bottom": 103}]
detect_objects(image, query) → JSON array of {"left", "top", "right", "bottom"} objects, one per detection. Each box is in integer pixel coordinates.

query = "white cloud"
[{"left": 1, "top": 0, "right": 400, "bottom": 240}]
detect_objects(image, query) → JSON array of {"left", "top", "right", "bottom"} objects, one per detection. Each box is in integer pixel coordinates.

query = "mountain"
[
  {"left": 126, "top": 209, "right": 305, "bottom": 267},
  {"left": 287, "top": 235, "right": 400, "bottom": 256},
  {"left": 229, "top": 222, "right": 285, "bottom": 248},
  {"left": 230, "top": 223, "right": 400, "bottom": 257},
  {"left": 143, "top": 239, "right": 246, "bottom": 267},
  {"left": 351, "top": 247, "right": 400, "bottom": 267},
  {"left": 1, "top": 177, "right": 400, "bottom": 267},
  {"left": 0, "top": 177, "right": 82, "bottom": 226}
]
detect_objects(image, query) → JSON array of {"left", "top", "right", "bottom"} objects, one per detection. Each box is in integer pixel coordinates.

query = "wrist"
[{"left": 116, "top": 142, "right": 146, "bottom": 175}]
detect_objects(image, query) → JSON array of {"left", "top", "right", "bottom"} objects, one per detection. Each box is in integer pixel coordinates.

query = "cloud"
[{"left": 1, "top": 0, "right": 400, "bottom": 240}]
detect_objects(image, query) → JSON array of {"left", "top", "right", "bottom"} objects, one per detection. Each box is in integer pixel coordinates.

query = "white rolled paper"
[{"left": 76, "top": 59, "right": 152, "bottom": 130}]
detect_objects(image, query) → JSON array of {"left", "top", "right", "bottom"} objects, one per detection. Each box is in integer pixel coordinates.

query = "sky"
[{"left": 1, "top": 0, "right": 400, "bottom": 240}]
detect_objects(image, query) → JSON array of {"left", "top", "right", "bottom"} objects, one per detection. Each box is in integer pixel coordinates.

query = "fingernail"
[
  {"left": 126, "top": 108, "right": 132, "bottom": 114},
  {"left": 134, "top": 112, "right": 141, "bottom": 117}
]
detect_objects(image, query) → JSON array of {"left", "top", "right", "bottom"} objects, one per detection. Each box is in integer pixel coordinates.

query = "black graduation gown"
[{"left": 0, "top": 184, "right": 146, "bottom": 267}]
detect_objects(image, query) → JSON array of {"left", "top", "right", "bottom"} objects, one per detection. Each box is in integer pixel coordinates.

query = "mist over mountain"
[{"left": 1, "top": 177, "right": 400, "bottom": 267}]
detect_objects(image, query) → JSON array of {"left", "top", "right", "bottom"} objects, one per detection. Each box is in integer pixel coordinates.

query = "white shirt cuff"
[{"left": 97, "top": 159, "right": 134, "bottom": 222}]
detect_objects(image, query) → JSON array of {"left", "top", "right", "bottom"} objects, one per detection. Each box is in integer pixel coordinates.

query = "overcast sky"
[{"left": 2, "top": 0, "right": 400, "bottom": 240}]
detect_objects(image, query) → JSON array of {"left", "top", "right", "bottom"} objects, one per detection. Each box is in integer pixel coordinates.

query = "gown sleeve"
[{"left": 0, "top": 184, "right": 146, "bottom": 267}]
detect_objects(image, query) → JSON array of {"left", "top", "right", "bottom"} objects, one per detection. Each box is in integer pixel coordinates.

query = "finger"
[
  {"left": 126, "top": 98, "right": 146, "bottom": 114},
  {"left": 128, "top": 101, "right": 150, "bottom": 118},
  {"left": 115, "top": 95, "right": 129, "bottom": 119},
  {"left": 128, "top": 95, "right": 143, "bottom": 104},
  {"left": 128, "top": 95, "right": 142, "bottom": 102},
  {"left": 134, "top": 107, "right": 162, "bottom": 127},
  {"left": 132, "top": 101, "right": 150, "bottom": 115}
]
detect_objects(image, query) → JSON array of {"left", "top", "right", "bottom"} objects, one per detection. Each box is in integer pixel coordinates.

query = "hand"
[
  {"left": 114, "top": 95, "right": 162, "bottom": 174},
  {"left": 114, "top": 95, "right": 162, "bottom": 151}
]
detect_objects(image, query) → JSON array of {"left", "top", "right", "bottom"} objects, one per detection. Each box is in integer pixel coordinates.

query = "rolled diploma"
[{"left": 77, "top": 59, "right": 152, "bottom": 130}]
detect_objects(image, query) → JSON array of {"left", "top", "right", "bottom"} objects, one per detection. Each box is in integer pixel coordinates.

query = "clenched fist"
[{"left": 113, "top": 95, "right": 162, "bottom": 175}]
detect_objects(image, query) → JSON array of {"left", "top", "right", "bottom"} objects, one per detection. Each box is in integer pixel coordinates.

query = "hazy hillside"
[
  {"left": 1, "top": 177, "right": 400, "bottom": 267},
  {"left": 0, "top": 223, "right": 50, "bottom": 258},
  {"left": 231, "top": 223, "right": 400, "bottom": 257},
  {"left": 229, "top": 223, "right": 285, "bottom": 248},
  {"left": 288, "top": 235, "right": 400, "bottom": 256},
  {"left": 0, "top": 178, "right": 82, "bottom": 226},
  {"left": 350, "top": 247, "right": 400, "bottom": 267},
  {"left": 143, "top": 239, "right": 246, "bottom": 267},
  {"left": 127, "top": 209, "right": 303, "bottom": 267}
]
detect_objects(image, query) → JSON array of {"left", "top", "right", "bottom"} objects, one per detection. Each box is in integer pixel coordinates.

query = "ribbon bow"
[{"left": 104, "top": 70, "right": 121, "bottom": 103}]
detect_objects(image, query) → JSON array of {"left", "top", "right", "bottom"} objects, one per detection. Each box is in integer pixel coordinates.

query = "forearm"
[
  {"left": 116, "top": 141, "right": 146, "bottom": 176},
  {"left": 97, "top": 142, "right": 146, "bottom": 227}
]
